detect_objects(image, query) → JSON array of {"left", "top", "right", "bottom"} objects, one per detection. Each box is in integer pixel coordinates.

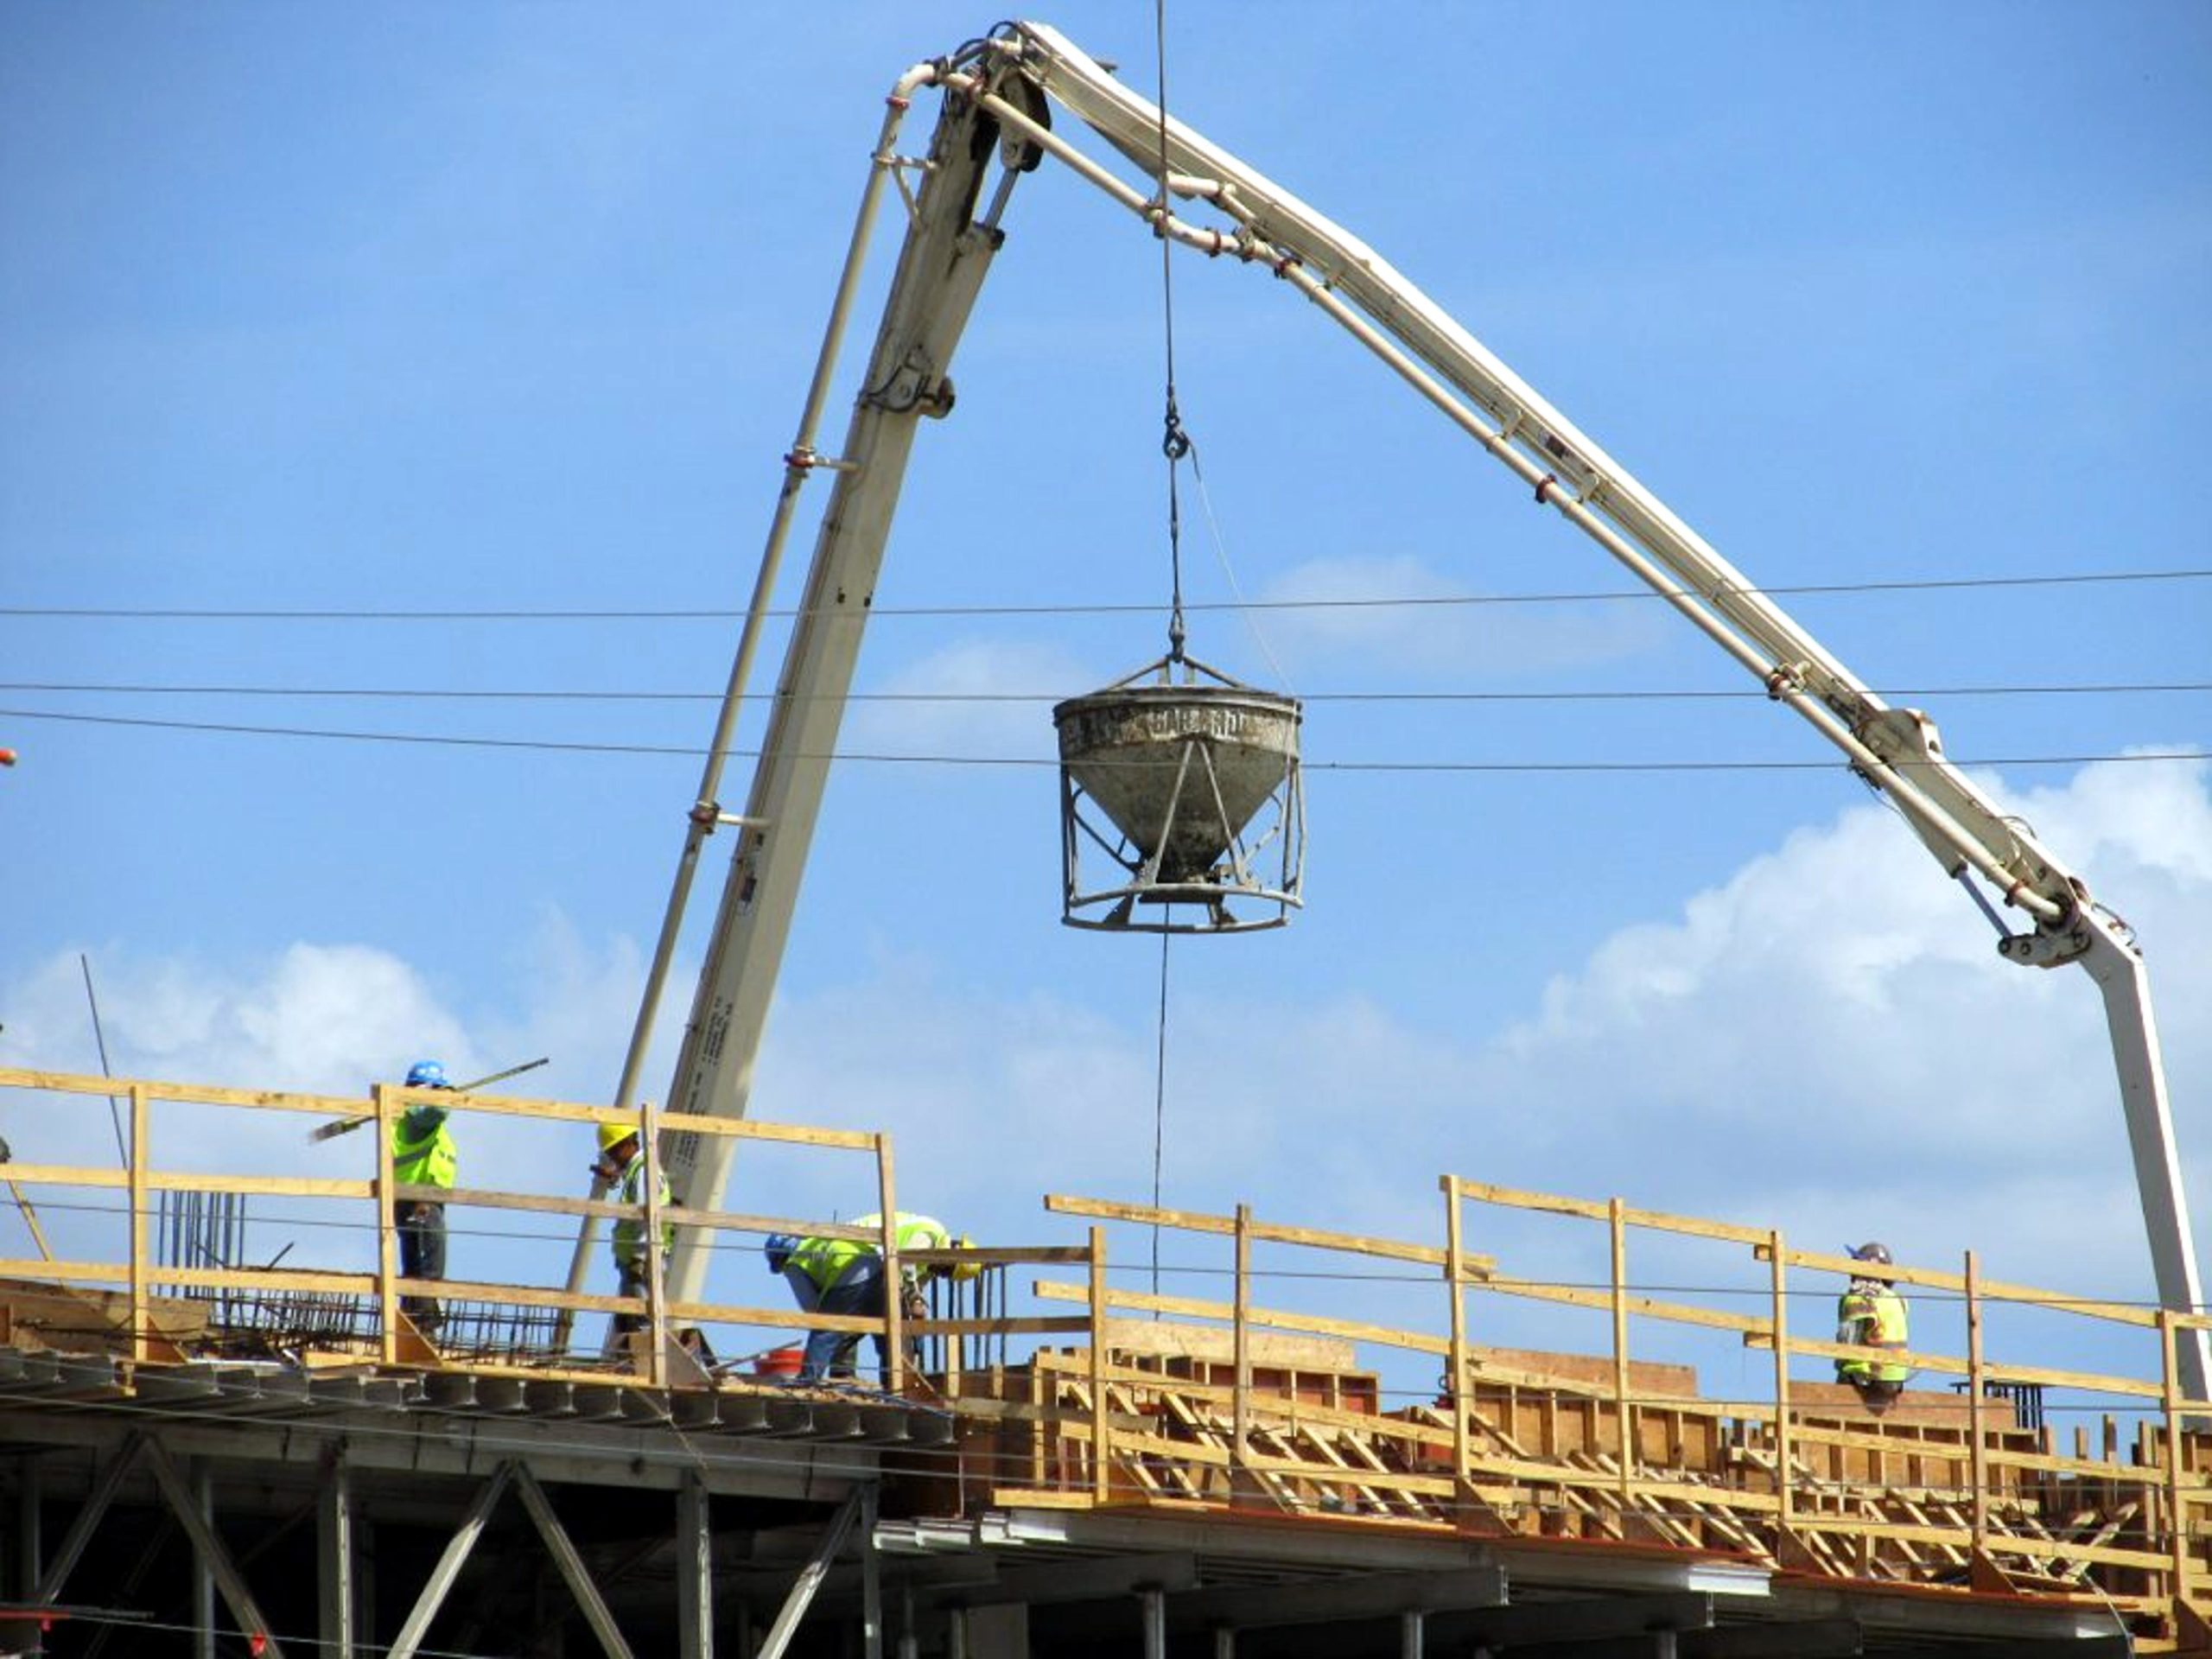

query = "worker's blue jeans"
[
  {"left": 802, "top": 1258, "right": 888, "bottom": 1384},
  {"left": 397, "top": 1201, "right": 446, "bottom": 1332}
]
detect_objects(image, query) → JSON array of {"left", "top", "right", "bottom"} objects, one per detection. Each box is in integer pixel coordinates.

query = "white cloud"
[
  {"left": 3, "top": 761, "right": 2202, "bottom": 1385},
  {"left": 1255, "top": 552, "right": 1666, "bottom": 679},
  {"left": 847, "top": 639, "right": 1091, "bottom": 763}
]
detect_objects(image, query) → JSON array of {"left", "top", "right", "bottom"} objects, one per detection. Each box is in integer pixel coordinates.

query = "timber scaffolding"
[{"left": 0, "top": 1067, "right": 2206, "bottom": 1656}]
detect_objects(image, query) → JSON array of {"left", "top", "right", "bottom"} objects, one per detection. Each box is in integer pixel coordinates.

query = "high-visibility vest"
[
  {"left": 854, "top": 1212, "right": 950, "bottom": 1288},
  {"left": 1836, "top": 1284, "right": 1910, "bottom": 1383},
  {"left": 790, "top": 1212, "right": 950, "bottom": 1293},
  {"left": 391, "top": 1109, "right": 457, "bottom": 1192},
  {"left": 612, "top": 1149, "right": 673, "bottom": 1267},
  {"left": 788, "top": 1232, "right": 871, "bottom": 1293}
]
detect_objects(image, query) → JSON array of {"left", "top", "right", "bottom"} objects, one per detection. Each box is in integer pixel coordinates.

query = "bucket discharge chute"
[{"left": 1053, "top": 655, "right": 1304, "bottom": 933}]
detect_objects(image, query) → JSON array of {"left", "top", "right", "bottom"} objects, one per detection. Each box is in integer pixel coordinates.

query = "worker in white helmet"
[{"left": 766, "top": 1211, "right": 979, "bottom": 1386}]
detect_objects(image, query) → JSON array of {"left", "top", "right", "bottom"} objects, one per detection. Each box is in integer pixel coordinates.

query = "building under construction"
[{"left": 1, "top": 1063, "right": 2206, "bottom": 1657}]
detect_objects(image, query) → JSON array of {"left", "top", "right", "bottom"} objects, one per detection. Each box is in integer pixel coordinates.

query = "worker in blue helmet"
[{"left": 392, "top": 1060, "right": 458, "bottom": 1338}]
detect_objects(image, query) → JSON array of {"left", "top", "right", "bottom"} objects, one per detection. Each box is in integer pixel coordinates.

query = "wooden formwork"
[
  {"left": 6, "top": 1064, "right": 2211, "bottom": 1648},
  {"left": 955, "top": 1187, "right": 2212, "bottom": 1651}
]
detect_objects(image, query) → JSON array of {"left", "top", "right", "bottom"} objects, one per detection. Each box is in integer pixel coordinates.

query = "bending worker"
[
  {"left": 391, "top": 1059, "right": 456, "bottom": 1337},
  {"left": 766, "top": 1211, "right": 976, "bottom": 1385},
  {"left": 1835, "top": 1240, "right": 1910, "bottom": 1414},
  {"left": 594, "top": 1116, "right": 673, "bottom": 1344}
]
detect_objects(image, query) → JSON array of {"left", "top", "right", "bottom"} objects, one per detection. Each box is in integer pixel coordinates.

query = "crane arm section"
[{"left": 658, "top": 23, "right": 2202, "bottom": 1392}]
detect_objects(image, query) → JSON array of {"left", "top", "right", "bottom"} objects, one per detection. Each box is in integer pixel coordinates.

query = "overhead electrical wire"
[
  {"left": 3, "top": 678, "right": 2204, "bottom": 703},
  {"left": 1, "top": 564, "right": 2205, "bottom": 621},
  {"left": 1, "top": 705, "right": 2202, "bottom": 770}
]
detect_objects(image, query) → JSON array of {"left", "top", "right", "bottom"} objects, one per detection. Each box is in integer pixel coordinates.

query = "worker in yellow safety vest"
[
  {"left": 391, "top": 1060, "right": 458, "bottom": 1336},
  {"left": 1835, "top": 1240, "right": 1910, "bottom": 1414},
  {"left": 594, "top": 1117, "right": 673, "bottom": 1343},
  {"left": 765, "top": 1212, "right": 978, "bottom": 1385}
]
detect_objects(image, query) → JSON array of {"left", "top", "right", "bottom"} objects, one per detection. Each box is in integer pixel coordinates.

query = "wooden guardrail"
[
  {"left": 995, "top": 1179, "right": 2212, "bottom": 1637},
  {"left": 0, "top": 1065, "right": 1071, "bottom": 1390}
]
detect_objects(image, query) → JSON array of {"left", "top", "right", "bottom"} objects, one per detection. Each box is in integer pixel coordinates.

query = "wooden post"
[
  {"left": 1769, "top": 1229, "right": 1791, "bottom": 1530},
  {"left": 1444, "top": 1178, "right": 1471, "bottom": 1518},
  {"left": 1233, "top": 1205, "right": 1252, "bottom": 1490},
  {"left": 1609, "top": 1198, "right": 1631, "bottom": 1506},
  {"left": 641, "top": 1096, "right": 667, "bottom": 1389},
  {"left": 877, "top": 1138, "right": 903, "bottom": 1395},
  {"left": 1965, "top": 1250, "right": 1986, "bottom": 1554},
  {"left": 373, "top": 1084, "right": 399, "bottom": 1365},
  {"left": 1089, "top": 1225, "right": 1109, "bottom": 1505},
  {"left": 2164, "top": 1312, "right": 2189, "bottom": 1603},
  {"left": 127, "top": 1084, "right": 150, "bottom": 1364}
]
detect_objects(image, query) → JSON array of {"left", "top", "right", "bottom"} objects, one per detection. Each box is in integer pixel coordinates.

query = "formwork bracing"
[{"left": 0, "top": 1065, "right": 2203, "bottom": 1656}]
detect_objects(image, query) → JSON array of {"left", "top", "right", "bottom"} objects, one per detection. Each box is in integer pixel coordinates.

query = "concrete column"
[
  {"left": 191, "top": 1458, "right": 215, "bottom": 1659},
  {"left": 859, "top": 1484, "right": 882, "bottom": 1659},
  {"left": 317, "top": 1452, "right": 356, "bottom": 1659},
  {"left": 965, "top": 1605, "right": 1026, "bottom": 1659},
  {"left": 1140, "top": 1589, "right": 1166, "bottom": 1659},
  {"left": 678, "top": 1471, "right": 714, "bottom": 1659},
  {"left": 11, "top": 1459, "right": 41, "bottom": 1603}
]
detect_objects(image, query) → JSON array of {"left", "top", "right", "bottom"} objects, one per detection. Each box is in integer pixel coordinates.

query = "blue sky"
[{"left": 3, "top": 3, "right": 2209, "bottom": 1392}]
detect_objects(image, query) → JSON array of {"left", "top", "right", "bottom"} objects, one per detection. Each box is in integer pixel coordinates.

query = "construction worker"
[
  {"left": 765, "top": 1211, "right": 977, "bottom": 1386},
  {"left": 391, "top": 1059, "right": 457, "bottom": 1337},
  {"left": 1835, "top": 1241, "right": 1910, "bottom": 1414},
  {"left": 594, "top": 1116, "right": 672, "bottom": 1344}
]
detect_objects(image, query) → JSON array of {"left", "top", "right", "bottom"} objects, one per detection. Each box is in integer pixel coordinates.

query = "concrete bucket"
[{"left": 1052, "top": 668, "right": 1304, "bottom": 932}]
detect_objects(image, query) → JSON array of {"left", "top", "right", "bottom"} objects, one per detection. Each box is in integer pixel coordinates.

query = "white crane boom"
[{"left": 641, "top": 23, "right": 2203, "bottom": 1397}]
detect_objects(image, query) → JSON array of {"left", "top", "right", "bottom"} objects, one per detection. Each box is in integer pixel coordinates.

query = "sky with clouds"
[{"left": 3, "top": 3, "right": 2208, "bottom": 1399}]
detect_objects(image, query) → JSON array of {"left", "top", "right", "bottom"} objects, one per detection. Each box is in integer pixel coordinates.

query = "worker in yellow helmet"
[
  {"left": 391, "top": 1060, "right": 457, "bottom": 1338},
  {"left": 1835, "top": 1241, "right": 1910, "bottom": 1414},
  {"left": 765, "top": 1211, "right": 978, "bottom": 1385},
  {"left": 593, "top": 1116, "right": 673, "bottom": 1344}
]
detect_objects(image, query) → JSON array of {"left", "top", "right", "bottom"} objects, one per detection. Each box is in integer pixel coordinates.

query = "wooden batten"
[{"left": 1101, "top": 1315, "right": 1356, "bottom": 1372}]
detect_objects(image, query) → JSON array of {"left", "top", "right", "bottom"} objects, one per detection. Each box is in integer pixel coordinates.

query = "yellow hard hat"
[
  {"left": 597, "top": 1119, "right": 639, "bottom": 1153},
  {"left": 949, "top": 1235, "right": 983, "bottom": 1282}
]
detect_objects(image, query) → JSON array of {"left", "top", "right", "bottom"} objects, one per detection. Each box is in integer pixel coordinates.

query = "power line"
[
  {"left": 2, "top": 705, "right": 2204, "bottom": 771},
  {"left": 2, "top": 565, "right": 2206, "bottom": 622},
  {"left": 3, "top": 679, "right": 2206, "bottom": 704}
]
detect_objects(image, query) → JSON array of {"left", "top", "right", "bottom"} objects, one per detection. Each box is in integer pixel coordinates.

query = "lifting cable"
[{"left": 1148, "top": 0, "right": 1183, "bottom": 1298}]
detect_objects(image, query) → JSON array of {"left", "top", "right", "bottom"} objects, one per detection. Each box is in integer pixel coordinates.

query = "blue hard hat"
[
  {"left": 405, "top": 1060, "right": 449, "bottom": 1090},
  {"left": 764, "top": 1234, "right": 798, "bottom": 1274}
]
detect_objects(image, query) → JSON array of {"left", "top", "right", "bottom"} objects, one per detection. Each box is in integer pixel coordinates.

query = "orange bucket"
[{"left": 753, "top": 1346, "right": 805, "bottom": 1378}]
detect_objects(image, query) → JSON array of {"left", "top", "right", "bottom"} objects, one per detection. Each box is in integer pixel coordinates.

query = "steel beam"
[
  {"left": 1421, "top": 1591, "right": 1712, "bottom": 1652},
  {"left": 1171, "top": 1566, "right": 1506, "bottom": 1632},
  {"left": 512, "top": 1462, "right": 637, "bottom": 1659},
  {"left": 1679, "top": 1618, "right": 1862, "bottom": 1657},
  {"left": 33, "top": 1430, "right": 144, "bottom": 1604},
  {"left": 756, "top": 1489, "right": 865, "bottom": 1659},
  {"left": 141, "top": 1440, "right": 285, "bottom": 1659},
  {"left": 388, "top": 1460, "right": 514, "bottom": 1659}
]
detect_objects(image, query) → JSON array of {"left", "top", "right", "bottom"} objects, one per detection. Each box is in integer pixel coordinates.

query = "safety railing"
[
  {"left": 1448, "top": 1175, "right": 2212, "bottom": 1608},
  {"left": 942, "top": 1179, "right": 2212, "bottom": 1638},
  {"left": 0, "top": 1065, "right": 1039, "bottom": 1392}
]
